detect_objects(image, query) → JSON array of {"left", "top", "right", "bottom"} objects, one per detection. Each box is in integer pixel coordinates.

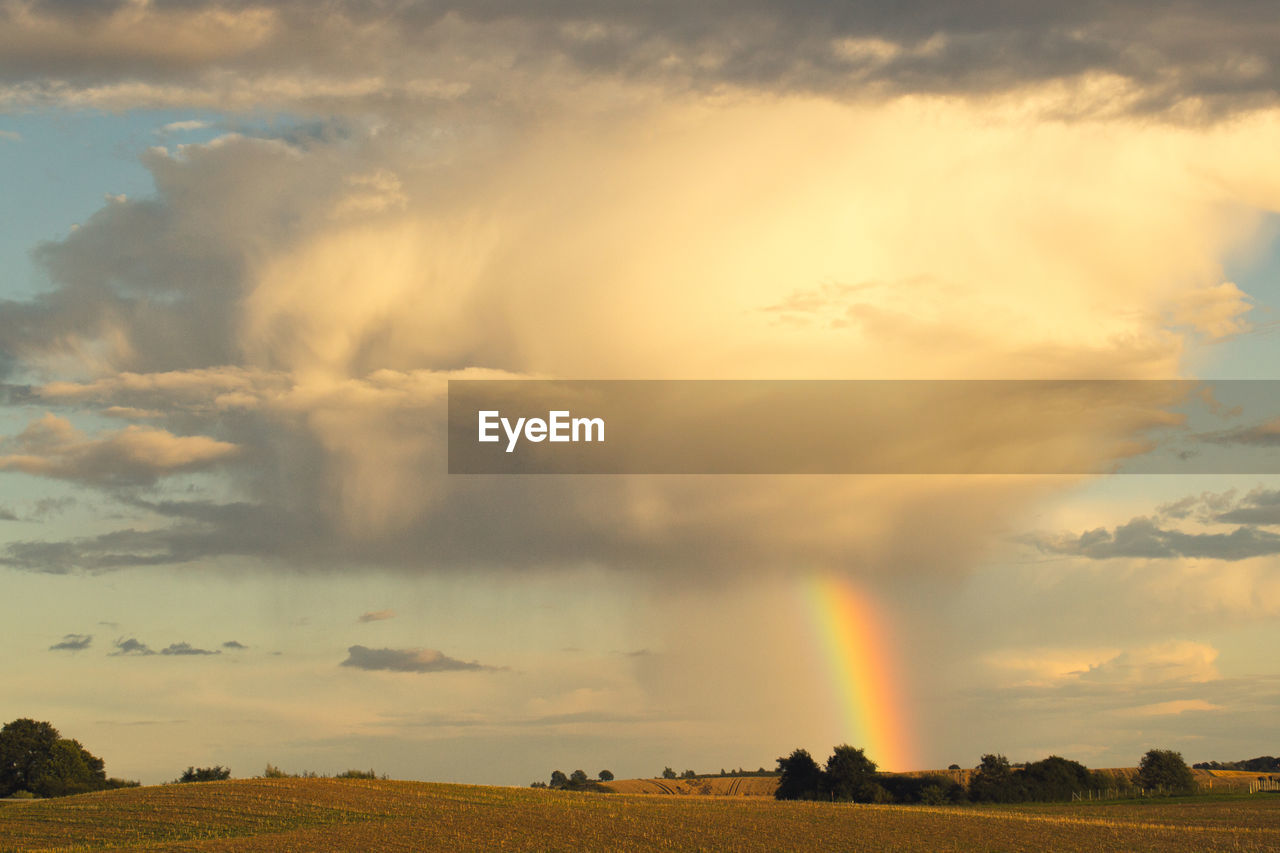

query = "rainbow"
[{"left": 801, "top": 574, "right": 916, "bottom": 772}]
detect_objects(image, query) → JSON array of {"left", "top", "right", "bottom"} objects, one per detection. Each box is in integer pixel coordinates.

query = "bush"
[
  {"left": 969, "top": 754, "right": 1025, "bottom": 803},
  {"left": 177, "top": 766, "right": 231, "bottom": 783},
  {"left": 879, "top": 773, "right": 966, "bottom": 805},
  {"left": 1021, "top": 756, "right": 1093, "bottom": 802},
  {"left": 334, "top": 769, "right": 380, "bottom": 779},
  {"left": 9, "top": 790, "right": 35, "bottom": 799}
]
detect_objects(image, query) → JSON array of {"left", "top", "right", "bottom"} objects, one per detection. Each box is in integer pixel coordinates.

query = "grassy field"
[{"left": 2, "top": 779, "right": 1278, "bottom": 852}]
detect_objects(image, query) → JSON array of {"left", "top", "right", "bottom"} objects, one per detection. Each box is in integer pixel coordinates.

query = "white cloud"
[{"left": 160, "top": 120, "right": 211, "bottom": 132}]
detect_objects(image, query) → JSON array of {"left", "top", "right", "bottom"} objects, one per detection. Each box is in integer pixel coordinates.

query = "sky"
[{"left": 2, "top": 0, "right": 1280, "bottom": 785}]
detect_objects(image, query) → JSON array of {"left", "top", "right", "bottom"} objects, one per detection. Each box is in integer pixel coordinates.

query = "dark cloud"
[
  {"left": 160, "top": 642, "right": 220, "bottom": 656},
  {"left": 340, "top": 645, "right": 499, "bottom": 674},
  {"left": 358, "top": 610, "right": 395, "bottom": 623},
  {"left": 0, "top": 1, "right": 1279, "bottom": 116},
  {"left": 222, "top": 640, "right": 248, "bottom": 649},
  {"left": 0, "top": 505, "right": 16, "bottom": 521},
  {"left": 48, "top": 633, "right": 91, "bottom": 651},
  {"left": 1215, "top": 488, "right": 1280, "bottom": 526},
  {"left": 1024, "top": 515, "right": 1280, "bottom": 561},
  {"left": 0, "top": 498, "right": 315, "bottom": 572},
  {"left": 110, "top": 637, "right": 154, "bottom": 656}
]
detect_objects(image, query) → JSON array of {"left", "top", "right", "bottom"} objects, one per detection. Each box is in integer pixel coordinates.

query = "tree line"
[
  {"left": 775, "top": 745, "right": 1200, "bottom": 804},
  {"left": 1193, "top": 755, "right": 1280, "bottom": 772},
  {"left": 530, "top": 769, "right": 614, "bottom": 791}
]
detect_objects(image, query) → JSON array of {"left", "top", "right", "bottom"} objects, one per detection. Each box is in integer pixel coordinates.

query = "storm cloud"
[
  {"left": 340, "top": 645, "right": 498, "bottom": 674},
  {"left": 2, "top": 1, "right": 1280, "bottom": 117}
]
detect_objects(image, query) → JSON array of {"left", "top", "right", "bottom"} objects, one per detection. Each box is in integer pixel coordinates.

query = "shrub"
[
  {"left": 334, "top": 769, "right": 379, "bottom": 779},
  {"left": 177, "top": 766, "right": 231, "bottom": 783}
]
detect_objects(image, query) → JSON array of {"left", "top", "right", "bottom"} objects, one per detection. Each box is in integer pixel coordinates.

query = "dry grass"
[{"left": 1, "top": 778, "right": 1278, "bottom": 852}]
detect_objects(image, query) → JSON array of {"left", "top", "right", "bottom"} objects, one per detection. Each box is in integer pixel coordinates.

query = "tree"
[
  {"left": 0, "top": 719, "right": 60, "bottom": 797},
  {"left": 177, "top": 766, "right": 231, "bottom": 783},
  {"left": 0, "top": 719, "right": 108, "bottom": 798},
  {"left": 1138, "top": 749, "right": 1195, "bottom": 795},
  {"left": 775, "top": 749, "right": 824, "bottom": 801},
  {"left": 35, "top": 739, "right": 107, "bottom": 797},
  {"left": 680, "top": 769, "right": 697, "bottom": 779},
  {"left": 969, "top": 754, "right": 1024, "bottom": 803},
  {"left": 1021, "top": 756, "right": 1092, "bottom": 802},
  {"left": 661, "top": 767, "right": 677, "bottom": 780},
  {"left": 570, "top": 770, "right": 589, "bottom": 786},
  {"left": 947, "top": 764, "right": 961, "bottom": 771},
  {"left": 598, "top": 770, "right": 614, "bottom": 781},
  {"left": 824, "top": 744, "right": 878, "bottom": 802},
  {"left": 549, "top": 770, "right": 569, "bottom": 789}
]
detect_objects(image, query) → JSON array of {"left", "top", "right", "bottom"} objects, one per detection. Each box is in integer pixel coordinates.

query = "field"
[
  {"left": 603, "top": 776, "right": 780, "bottom": 796},
  {"left": 3, "top": 779, "right": 1280, "bottom": 852}
]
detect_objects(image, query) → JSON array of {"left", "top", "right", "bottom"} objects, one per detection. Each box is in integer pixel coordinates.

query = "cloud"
[
  {"left": 0, "top": 129, "right": 18, "bottom": 142},
  {"left": 30, "top": 496, "right": 76, "bottom": 519},
  {"left": 0, "top": 505, "right": 16, "bottom": 521},
  {"left": 1216, "top": 488, "right": 1280, "bottom": 525},
  {"left": 358, "top": 610, "right": 395, "bottom": 623},
  {"left": 1023, "top": 516, "right": 1280, "bottom": 561},
  {"left": 161, "top": 120, "right": 211, "bottom": 132},
  {"left": 3, "top": 85, "right": 1280, "bottom": 581},
  {"left": 111, "top": 637, "right": 154, "bottom": 656},
  {"left": 1203, "top": 417, "right": 1280, "bottom": 448},
  {"left": 340, "top": 645, "right": 498, "bottom": 674},
  {"left": 222, "top": 640, "right": 247, "bottom": 649},
  {"left": 160, "top": 642, "right": 220, "bottom": 656},
  {"left": 48, "top": 633, "right": 91, "bottom": 652},
  {"left": 1167, "top": 282, "right": 1254, "bottom": 340},
  {"left": 1080, "top": 641, "right": 1221, "bottom": 685},
  {"left": 0, "top": 414, "right": 238, "bottom": 486},
  {"left": 2, "top": 2, "right": 1280, "bottom": 117},
  {"left": 1116, "top": 699, "right": 1225, "bottom": 717}
]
